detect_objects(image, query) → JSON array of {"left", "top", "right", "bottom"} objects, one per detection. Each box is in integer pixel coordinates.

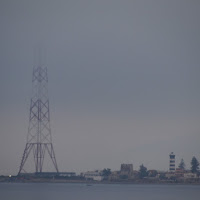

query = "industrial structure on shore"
[{"left": 18, "top": 64, "right": 59, "bottom": 175}]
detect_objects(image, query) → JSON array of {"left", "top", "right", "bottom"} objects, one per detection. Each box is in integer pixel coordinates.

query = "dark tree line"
[
  {"left": 139, "top": 164, "right": 148, "bottom": 179},
  {"left": 102, "top": 168, "right": 111, "bottom": 177},
  {"left": 178, "top": 156, "right": 199, "bottom": 173},
  {"left": 191, "top": 156, "right": 199, "bottom": 173}
]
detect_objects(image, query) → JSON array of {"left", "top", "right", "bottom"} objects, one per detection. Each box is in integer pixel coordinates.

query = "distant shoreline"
[{"left": 1, "top": 178, "right": 200, "bottom": 185}]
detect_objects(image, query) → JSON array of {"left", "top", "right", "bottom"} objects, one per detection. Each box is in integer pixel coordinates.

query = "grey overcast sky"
[{"left": 0, "top": 0, "right": 200, "bottom": 175}]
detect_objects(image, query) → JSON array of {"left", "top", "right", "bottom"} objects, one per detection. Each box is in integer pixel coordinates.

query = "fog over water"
[{"left": 0, "top": 0, "right": 200, "bottom": 175}]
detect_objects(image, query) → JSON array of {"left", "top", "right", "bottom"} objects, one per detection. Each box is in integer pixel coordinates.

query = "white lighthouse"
[{"left": 169, "top": 152, "right": 175, "bottom": 172}]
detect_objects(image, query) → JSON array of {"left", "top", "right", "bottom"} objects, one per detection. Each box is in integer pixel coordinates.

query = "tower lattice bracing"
[{"left": 18, "top": 65, "right": 58, "bottom": 175}]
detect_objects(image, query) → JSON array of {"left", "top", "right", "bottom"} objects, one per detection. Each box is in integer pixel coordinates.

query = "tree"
[
  {"left": 102, "top": 168, "right": 111, "bottom": 177},
  {"left": 139, "top": 164, "right": 148, "bottom": 179},
  {"left": 178, "top": 159, "right": 185, "bottom": 170},
  {"left": 191, "top": 156, "right": 199, "bottom": 173}
]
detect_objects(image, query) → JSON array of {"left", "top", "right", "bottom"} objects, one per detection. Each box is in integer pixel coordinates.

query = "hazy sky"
[{"left": 0, "top": 0, "right": 200, "bottom": 175}]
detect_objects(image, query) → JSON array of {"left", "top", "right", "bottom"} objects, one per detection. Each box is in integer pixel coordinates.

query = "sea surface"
[{"left": 0, "top": 182, "right": 200, "bottom": 200}]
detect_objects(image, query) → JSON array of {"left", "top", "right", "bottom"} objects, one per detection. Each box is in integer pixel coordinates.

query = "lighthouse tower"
[{"left": 169, "top": 152, "right": 175, "bottom": 172}]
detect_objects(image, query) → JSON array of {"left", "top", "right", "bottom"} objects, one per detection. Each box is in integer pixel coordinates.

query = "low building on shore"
[
  {"left": 20, "top": 172, "right": 76, "bottom": 178},
  {"left": 165, "top": 172, "right": 176, "bottom": 179},
  {"left": 148, "top": 170, "right": 158, "bottom": 177},
  {"left": 175, "top": 168, "right": 185, "bottom": 178},
  {"left": 183, "top": 173, "right": 198, "bottom": 179},
  {"left": 81, "top": 170, "right": 103, "bottom": 181}
]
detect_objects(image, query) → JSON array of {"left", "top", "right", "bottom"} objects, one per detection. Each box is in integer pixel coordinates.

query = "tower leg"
[
  {"left": 46, "top": 143, "right": 59, "bottom": 173},
  {"left": 18, "top": 143, "right": 34, "bottom": 175}
]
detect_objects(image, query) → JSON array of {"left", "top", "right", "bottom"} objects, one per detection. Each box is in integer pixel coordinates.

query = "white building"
[
  {"left": 82, "top": 170, "right": 103, "bottom": 181},
  {"left": 184, "top": 173, "right": 198, "bottom": 179}
]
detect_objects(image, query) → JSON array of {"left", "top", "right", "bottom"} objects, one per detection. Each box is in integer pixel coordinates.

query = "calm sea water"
[{"left": 0, "top": 183, "right": 200, "bottom": 200}]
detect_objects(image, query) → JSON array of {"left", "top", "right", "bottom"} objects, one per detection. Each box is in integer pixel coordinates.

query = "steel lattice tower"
[{"left": 18, "top": 64, "right": 58, "bottom": 175}]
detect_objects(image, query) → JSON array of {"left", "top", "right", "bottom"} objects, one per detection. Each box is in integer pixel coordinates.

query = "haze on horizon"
[{"left": 0, "top": 0, "right": 200, "bottom": 175}]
